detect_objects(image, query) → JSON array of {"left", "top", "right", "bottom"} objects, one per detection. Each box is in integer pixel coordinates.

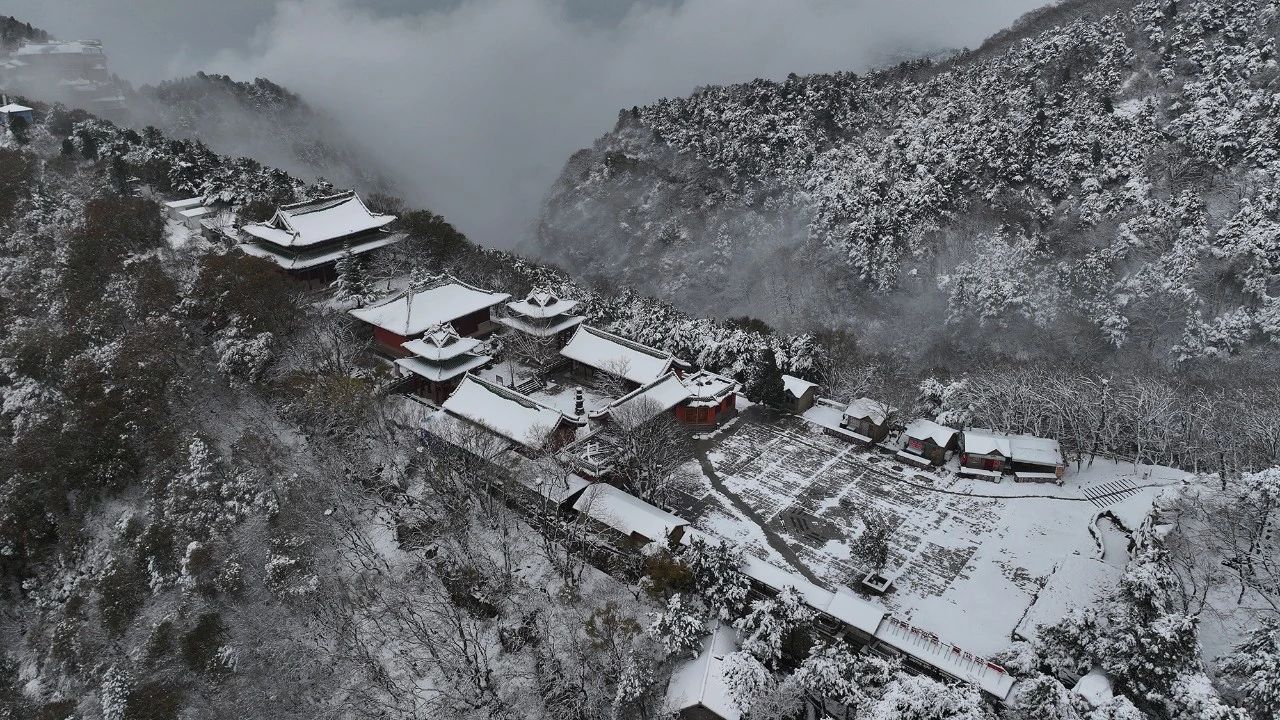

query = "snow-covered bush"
[{"left": 213, "top": 318, "right": 274, "bottom": 383}]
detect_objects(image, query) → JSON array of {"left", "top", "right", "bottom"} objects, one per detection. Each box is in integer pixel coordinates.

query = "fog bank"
[{"left": 7, "top": 0, "right": 1050, "bottom": 247}]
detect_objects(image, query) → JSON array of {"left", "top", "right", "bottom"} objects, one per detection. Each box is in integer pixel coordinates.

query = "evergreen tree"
[
  {"left": 745, "top": 345, "right": 786, "bottom": 407},
  {"left": 645, "top": 593, "right": 706, "bottom": 657},
  {"left": 1220, "top": 619, "right": 1280, "bottom": 719},
  {"left": 332, "top": 249, "right": 373, "bottom": 306},
  {"left": 734, "top": 586, "right": 814, "bottom": 667},
  {"left": 683, "top": 538, "right": 750, "bottom": 620}
]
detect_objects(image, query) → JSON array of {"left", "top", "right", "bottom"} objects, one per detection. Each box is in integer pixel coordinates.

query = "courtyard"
[{"left": 670, "top": 406, "right": 1188, "bottom": 656}]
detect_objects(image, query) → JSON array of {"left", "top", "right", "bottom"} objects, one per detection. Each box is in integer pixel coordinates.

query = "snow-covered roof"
[
  {"left": 560, "top": 326, "right": 685, "bottom": 386},
  {"left": 241, "top": 192, "right": 396, "bottom": 248},
  {"left": 963, "top": 429, "right": 1012, "bottom": 457},
  {"left": 739, "top": 556, "right": 834, "bottom": 615},
  {"left": 0, "top": 103, "right": 33, "bottom": 114},
  {"left": 738, "top": 555, "right": 885, "bottom": 635},
  {"left": 874, "top": 616, "right": 1015, "bottom": 699},
  {"left": 238, "top": 232, "right": 402, "bottom": 271},
  {"left": 843, "top": 397, "right": 891, "bottom": 425},
  {"left": 572, "top": 482, "right": 687, "bottom": 543},
  {"left": 903, "top": 419, "right": 958, "bottom": 447},
  {"left": 520, "top": 470, "right": 592, "bottom": 505},
  {"left": 395, "top": 353, "right": 491, "bottom": 383},
  {"left": 820, "top": 586, "right": 888, "bottom": 636},
  {"left": 163, "top": 197, "right": 203, "bottom": 210},
  {"left": 1010, "top": 435, "right": 1063, "bottom": 467},
  {"left": 497, "top": 313, "right": 585, "bottom": 338},
  {"left": 507, "top": 289, "right": 580, "bottom": 319},
  {"left": 401, "top": 324, "right": 483, "bottom": 361},
  {"left": 663, "top": 621, "right": 742, "bottom": 720},
  {"left": 683, "top": 370, "right": 738, "bottom": 407},
  {"left": 349, "top": 277, "right": 511, "bottom": 337},
  {"left": 591, "top": 372, "right": 692, "bottom": 426},
  {"left": 14, "top": 41, "right": 104, "bottom": 56},
  {"left": 782, "top": 374, "right": 818, "bottom": 400},
  {"left": 441, "top": 375, "right": 583, "bottom": 450}
]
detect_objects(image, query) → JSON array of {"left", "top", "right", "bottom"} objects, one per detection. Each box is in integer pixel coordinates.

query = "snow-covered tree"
[
  {"left": 734, "top": 586, "right": 815, "bottom": 667},
  {"left": 863, "top": 674, "right": 995, "bottom": 720},
  {"left": 646, "top": 593, "right": 706, "bottom": 657},
  {"left": 1220, "top": 619, "right": 1280, "bottom": 719},
  {"left": 332, "top": 249, "right": 375, "bottom": 306},
  {"left": 682, "top": 537, "right": 750, "bottom": 620},
  {"left": 792, "top": 640, "right": 899, "bottom": 711}
]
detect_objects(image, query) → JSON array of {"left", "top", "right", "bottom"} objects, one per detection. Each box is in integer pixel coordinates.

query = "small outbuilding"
[
  {"left": 897, "top": 419, "right": 959, "bottom": 467},
  {"left": 781, "top": 375, "right": 818, "bottom": 414},
  {"left": 840, "top": 397, "right": 893, "bottom": 443},
  {"left": 663, "top": 622, "right": 743, "bottom": 720},
  {"left": 0, "top": 102, "right": 34, "bottom": 128},
  {"left": 958, "top": 429, "right": 1011, "bottom": 480},
  {"left": 1009, "top": 435, "right": 1066, "bottom": 482}
]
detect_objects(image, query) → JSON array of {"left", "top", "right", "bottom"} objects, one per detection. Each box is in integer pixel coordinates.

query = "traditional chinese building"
[
  {"left": 394, "top": 324, "right": 493, "bottom": 404},
  {"left": 349, "top": 275, "right": 511, "bottom": 356},
  {"left": 237, "top": 191, "right": 401, "bottom": 286},
  {"left": 498, "top": 289, "right": 585, "bottom": 342},
  {"left": 433, "top": 375, "right": 585, "bottom": 454},
  {"left": 675, "top": 370, "right": 739, "bottom": 426},
  {"left": 560, "top": 325, "right": 689, "bottom": 389},
  {"left": 588, "top": 369, "right": 738, "bottom": 429},
  {"left": 958, "top": 429, "right": 1011, "bottom": 480}
]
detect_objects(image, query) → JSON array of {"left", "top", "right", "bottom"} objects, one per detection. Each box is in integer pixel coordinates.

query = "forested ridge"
[{"left": 537, "top": 0, "right": 1280, "bottom": 367}]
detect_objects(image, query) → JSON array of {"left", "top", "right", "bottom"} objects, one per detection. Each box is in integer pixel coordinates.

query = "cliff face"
[{"left": 536, "top": 0, "right": 1280, "bottom": 363}]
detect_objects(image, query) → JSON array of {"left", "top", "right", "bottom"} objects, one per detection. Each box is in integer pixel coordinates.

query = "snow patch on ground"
[{"left": 681, "top": 409, "right": 1186, "bottom": 658}]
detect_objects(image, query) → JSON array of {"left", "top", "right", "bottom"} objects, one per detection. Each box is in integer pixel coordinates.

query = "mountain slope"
[
  {"left": 535, "top": 0, "right": 1280, "bottom": 365},
  {"left": 129, "top": 72, "right": 396, "bottom": 194}
]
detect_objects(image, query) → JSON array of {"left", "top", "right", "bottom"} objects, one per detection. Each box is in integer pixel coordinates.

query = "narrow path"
[{"left": 693, "top": 411, "right": 825, "bottom": 586}]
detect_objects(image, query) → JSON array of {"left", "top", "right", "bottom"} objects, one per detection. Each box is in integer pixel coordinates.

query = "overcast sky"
[{"left": 7, "top": 0, "right": 1051, "bottom": 248}]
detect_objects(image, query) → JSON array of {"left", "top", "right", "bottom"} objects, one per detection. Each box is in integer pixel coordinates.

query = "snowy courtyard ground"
[{"left": 669, "top": 407, "right": 1189, "bottom": 657}]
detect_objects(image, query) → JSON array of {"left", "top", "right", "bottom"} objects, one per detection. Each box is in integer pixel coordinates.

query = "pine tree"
[
  {"left": 332, "top": 249, "right": 373, "bottom": 306},
  {"left": 745, "top": 346, "right": 786, "bottom": 408},
  {"left": 734, "top": 586, "right": 814, "bottom": 667},
  {"left": 646, "top": 593, "right": 706, "bottom": 657},
  {"left": 1220, "top": 619, "right": 1280, "bottom": 718},
  {"left": 683, "top": 537, "right": 750, "bottom": 620}
]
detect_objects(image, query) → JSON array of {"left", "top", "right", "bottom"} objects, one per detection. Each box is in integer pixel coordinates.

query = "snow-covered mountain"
[
  {"left": 535, "top": 0, "right": 1280, "bottom": 365},
  {"left": 128, "top": 72, "right": 397, "bottom": 195}
]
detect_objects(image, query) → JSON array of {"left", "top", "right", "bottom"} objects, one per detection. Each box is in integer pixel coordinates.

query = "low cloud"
[{"left": 9, "top": 0, "right": 1049, "bottom": 247}]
